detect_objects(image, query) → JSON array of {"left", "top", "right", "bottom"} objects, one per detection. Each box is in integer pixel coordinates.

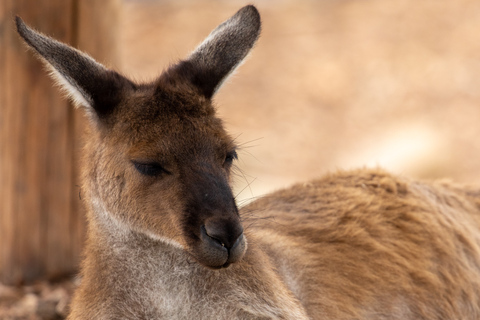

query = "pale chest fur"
[{"left": 77, "top": 227, "right": 307, "bottom": 320}]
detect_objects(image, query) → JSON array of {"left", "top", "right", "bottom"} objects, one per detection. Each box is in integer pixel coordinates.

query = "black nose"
[
  {"left": 204, "top": 219, "right": 243, "bottom": 249},
  {"left": 199, "top": 219, "right": 246, "bottom": 267}
]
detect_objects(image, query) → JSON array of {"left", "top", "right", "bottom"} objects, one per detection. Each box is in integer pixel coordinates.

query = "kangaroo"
[{"left": 16, "top": 5, "right": 480, "bottom": 320}]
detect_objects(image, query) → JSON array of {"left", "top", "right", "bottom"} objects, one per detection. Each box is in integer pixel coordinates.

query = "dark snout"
[
  {"left": 199, "top": 218, "right": 246, "bottom": 268},
  {"left": 183, "top": 165, "right": 247, "bottom": 269}
]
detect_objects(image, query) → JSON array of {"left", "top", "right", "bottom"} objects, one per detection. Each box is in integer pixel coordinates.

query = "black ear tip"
[
  {"left": 244, "top": 4, "right": 260, "bottom": 16},
  {"left": 14, "top": 16, "right": 28, "bottom": 38},
  {"left": 15, "top": 16, "right": 23, "bottom": 30},
  {"left": 239, "top": 5, "right": 261, "bottom": 26},
  {"left": 241, "top": 5, "right": 259, "bottom": 15}
]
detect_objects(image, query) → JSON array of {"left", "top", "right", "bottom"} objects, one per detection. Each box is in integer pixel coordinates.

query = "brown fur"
[
  {"left": 244, "top": 169, "right": 480, "bottom": 318},
  {"left": 16, "top": 5, "right": 480, "bottom": 320}
]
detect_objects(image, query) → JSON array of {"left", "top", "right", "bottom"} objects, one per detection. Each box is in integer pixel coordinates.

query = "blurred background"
[{"left": 2, "top": 0, "right": 480, "bottom": 318}]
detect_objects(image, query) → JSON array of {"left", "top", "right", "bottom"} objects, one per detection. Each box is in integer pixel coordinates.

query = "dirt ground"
[
  {"left": 0, "top": 278, "right": 75, "bottom": 320},
  {"left": 4, "top": 0, "right": 480, "bottom": 318}
]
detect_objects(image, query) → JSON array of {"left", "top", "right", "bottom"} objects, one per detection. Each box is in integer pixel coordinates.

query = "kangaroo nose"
[
  {"left": 204, "top": 219, "right": 243, "bottom": 249},
  {"left": 200, "top": 219, "right": 246, "bottom": 267}
]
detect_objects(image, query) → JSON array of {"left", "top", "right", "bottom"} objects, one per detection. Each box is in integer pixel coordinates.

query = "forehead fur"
[
  {"left": 113, "top": 71, "right": 215, "bottom": 124},
  {"left": 104, "top": 79, "right": 233, "bottom": 159}
]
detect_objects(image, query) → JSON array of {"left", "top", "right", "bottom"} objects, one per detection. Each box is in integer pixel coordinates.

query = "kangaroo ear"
[
  {"left": 15, "top": 16, "right": 133, "bottom": 119},
  {"left": 171, "top": 5, "right": 261, "bottom": 99}
]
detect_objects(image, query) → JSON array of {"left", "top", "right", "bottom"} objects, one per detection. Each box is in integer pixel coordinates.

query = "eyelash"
[
  {"left": 132, "top": 161, "right": 169, "bottom": 177},
  {"left": 132, "top": 151, "right": 236, "bottom": 176},
  {"left": 224, "top": 151, "right": 238, "bottom": 165}
]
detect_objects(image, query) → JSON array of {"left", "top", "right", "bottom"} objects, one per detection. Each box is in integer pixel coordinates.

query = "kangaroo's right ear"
[
  {"left": 15, "top": 16, "right": 134, "bottom": 120},
  {"left": 168, "top": 5, "right": 261, "bottom": 99}
]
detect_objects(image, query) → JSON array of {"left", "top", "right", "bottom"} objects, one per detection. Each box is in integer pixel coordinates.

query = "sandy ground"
[
  {"left": 4, "top": 0, "right": 480, "bottom": 318},
  {"left": 0, "top": 279, "right": 75, "bottom": 320}
]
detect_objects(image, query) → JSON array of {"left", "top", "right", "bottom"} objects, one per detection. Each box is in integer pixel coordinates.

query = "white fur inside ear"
[
  {"left": 212, "top": 51, "right": 251, "bottom": 94},
  {"left": 35, "top": 38, "right": 108, "bottom": 115},
  {"left": 188, "top": 39, "right": 251, "bottom": 95},
  {"left": 44, "top": 62, "right": 93, "bottom": 109},
  {"left": 186, "top": 5, "right": 260, "bottom": 97}
]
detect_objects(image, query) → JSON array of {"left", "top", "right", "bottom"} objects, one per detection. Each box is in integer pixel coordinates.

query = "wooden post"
[{"left": 0, "top": 0, "right": 120, "bottom": 285}]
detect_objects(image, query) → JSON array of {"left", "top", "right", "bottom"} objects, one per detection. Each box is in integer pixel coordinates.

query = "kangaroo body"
[
  {"left": 246, "top": 169, "right": 480, "bottom": 319},
  {"left": 72, "top": 169, "right": 480, "bottom": 319},
  {"left": 16, "top": 6, "right": 480, "bottom": 320}
]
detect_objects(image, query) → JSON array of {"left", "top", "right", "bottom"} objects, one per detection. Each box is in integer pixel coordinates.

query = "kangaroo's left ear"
[
  {"left": 168, "top": 5, "right": 261, "bottom": 99},
  {"left": 15, "top": 16, "right": 135, "bottom": 120}
]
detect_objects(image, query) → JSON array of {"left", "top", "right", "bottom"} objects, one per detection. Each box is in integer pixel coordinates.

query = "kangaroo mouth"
[{"left": 189, "top": 225, "right": 246, "bottom": 269}]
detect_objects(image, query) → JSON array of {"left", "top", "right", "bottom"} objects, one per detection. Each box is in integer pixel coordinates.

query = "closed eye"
[
  {"left": 132, "top": 161, "right": 170, "bottom": 177},
  {"left": 224, "top": 150, "right": 238, "bottom": 166}
]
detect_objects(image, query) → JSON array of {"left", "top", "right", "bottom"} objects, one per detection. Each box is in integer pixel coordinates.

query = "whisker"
[
  {"left": 237, "top": 137, "right": 264, "bottom": 148},
  {"left": 234, "top": 175, "right": 257, "bottom": 200}
]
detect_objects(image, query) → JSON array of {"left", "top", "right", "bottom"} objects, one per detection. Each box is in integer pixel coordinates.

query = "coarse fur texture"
[
  {"left": 244, "top": 169, "right": 480, "bottom": 319},
  {"left": 16, "top": 5, "right": 480, "bottom": 320}
]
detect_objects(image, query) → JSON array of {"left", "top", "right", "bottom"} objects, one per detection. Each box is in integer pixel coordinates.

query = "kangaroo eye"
[
  {"left": 132, "top": 161, "right": 169, "bottom": 177},
  {"left": 224, "top": 151, "right": 238, "bottom": 165}
]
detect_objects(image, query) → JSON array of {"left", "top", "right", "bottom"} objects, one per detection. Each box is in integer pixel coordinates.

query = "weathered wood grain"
[{"left": 0, "top": 0, "right": 120, "bottom": 285}]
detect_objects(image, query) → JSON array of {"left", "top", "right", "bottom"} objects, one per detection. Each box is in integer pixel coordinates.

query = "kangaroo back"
[{"left": 243, "top": 169, "right": 480, "bottom": 318}]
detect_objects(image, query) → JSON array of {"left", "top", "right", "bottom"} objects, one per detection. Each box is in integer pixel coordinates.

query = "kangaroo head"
[{"left": 16, "top": 6, "right": 261, "bottom": 269}]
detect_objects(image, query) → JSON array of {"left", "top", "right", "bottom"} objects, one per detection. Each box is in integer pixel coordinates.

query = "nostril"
[
  {"left": 230, "top": 233, "right": 243, "bottom": 251},
  {"left": 227, "top": 232, "right": 245, "bottom": 264},
  {"left": 202, "top": 225, "right": 225, "bottom": 247},
  {"left": 199, "top": 223, "right": 246, "bottom": 267},
  {"left": 203, "top": 221, "right": 243, "bottom": 249}
]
